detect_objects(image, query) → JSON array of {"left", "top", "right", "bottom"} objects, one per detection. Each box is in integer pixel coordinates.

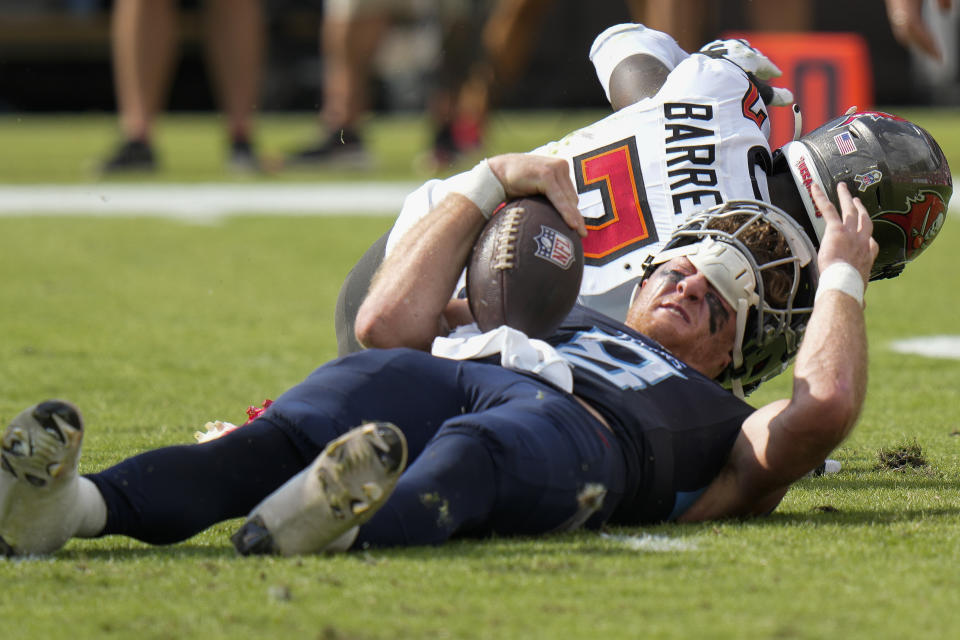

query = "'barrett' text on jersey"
[{"left": 663, "top": 102, "right": 721, "bottom": 216}]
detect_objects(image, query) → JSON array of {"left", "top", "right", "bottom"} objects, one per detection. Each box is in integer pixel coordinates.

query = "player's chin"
[{"left": 640, "top": 316, "right": 690, "bottom": 351}]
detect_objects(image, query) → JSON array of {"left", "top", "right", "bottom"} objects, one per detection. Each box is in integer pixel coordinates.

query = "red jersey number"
[{"left": 573, "top": 138, "right": 658, "bottom": 266}]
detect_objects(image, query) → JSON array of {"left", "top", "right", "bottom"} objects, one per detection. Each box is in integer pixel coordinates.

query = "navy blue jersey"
[{"left": 547, "top": 305, "right": 754, "bottom": 523}]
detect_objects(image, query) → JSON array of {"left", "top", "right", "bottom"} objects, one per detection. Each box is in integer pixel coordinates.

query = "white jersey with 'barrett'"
[{"left": 387, "top": 24, "right": 777, "bottom": 322}]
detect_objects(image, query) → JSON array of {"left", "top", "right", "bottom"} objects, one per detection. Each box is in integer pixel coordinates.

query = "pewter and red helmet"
[{"left": 777, "top": 111, "right": 952, "bottom": 280}]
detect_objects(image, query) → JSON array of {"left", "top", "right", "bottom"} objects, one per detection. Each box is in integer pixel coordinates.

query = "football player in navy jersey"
[{"left": 1, "top": 152, "right": 877, "bottom": 556}]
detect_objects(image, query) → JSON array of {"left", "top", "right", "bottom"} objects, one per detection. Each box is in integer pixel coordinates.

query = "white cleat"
[
  {"left": 0, "top": 401, "right": 85, "bottom": 556},
  {"left": 232, "top": 422, "right": 407, "bottom": 556},
  {"left": 805, "top": 459, "right": 842, "bottom": 478}
]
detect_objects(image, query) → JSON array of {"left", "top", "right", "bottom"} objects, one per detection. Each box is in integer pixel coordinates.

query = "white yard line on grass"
[
  {"left": 1, "top": 178, "right": 958, "bottom": 219},
  {"left": 889, "top": 335, "right": 960, "bottom": 360},
  {"left": 600, "top": 533, "right": 699, "bottom": 552},
  {"left": 0, "top": 182, "right": 422, "bottom": 219}
]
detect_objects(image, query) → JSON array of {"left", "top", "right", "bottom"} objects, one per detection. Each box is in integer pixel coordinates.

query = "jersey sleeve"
[
  {"left": 589, "top": 23, "right": 690, "bottom": 104},
  {"left": 384, "top": 176, "right": 468, "bottom": 298},
  {"left": 384, "top": 178, "right": 449, "bottom": 258},
  {"left": 658, "top": 53, "right": 774, "bottom": 142}
]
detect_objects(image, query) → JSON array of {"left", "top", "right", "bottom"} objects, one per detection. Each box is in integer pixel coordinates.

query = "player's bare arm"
[
  {"left": 679, "top": 182, "right": 879, "bottom": 521},
  {"left": 592, "top": 23, "right": 794, "bottom": 112},
  {"left": 355, "top": 154, "right": 582, "bottom": 351},
  {"left": 607, "top": 53, "right": 671, "bottom": 111}
]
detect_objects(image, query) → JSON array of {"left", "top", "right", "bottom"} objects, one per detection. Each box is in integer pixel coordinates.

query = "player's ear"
[
  {"left": 709, "top": 350, "right": 733, "bottom": 381},
  {"left": 721, "top": 351, "right": 733, "bottom": 370}
]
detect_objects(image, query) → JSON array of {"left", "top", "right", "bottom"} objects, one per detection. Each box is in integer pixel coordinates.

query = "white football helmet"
[{"left": 641, "top": 200, "right": 819, "bottom": 396}]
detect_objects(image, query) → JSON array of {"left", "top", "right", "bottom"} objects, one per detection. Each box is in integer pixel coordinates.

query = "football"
[{"left": 466, "top": 196, "right": 584, "bottom": 338}]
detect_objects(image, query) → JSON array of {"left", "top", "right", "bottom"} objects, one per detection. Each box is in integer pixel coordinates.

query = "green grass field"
[{"left": 2, "top": 111, "right": 960, "bottom": 639}]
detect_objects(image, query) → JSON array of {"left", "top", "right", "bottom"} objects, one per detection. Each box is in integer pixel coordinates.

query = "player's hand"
[
  {"left": 886, "top": 0, "right": 953, "bottom": 62},
  {"left": 487, "top": 154, "right": 586, "bottom": 237},
  {"left": 698, "top": 38, "right": 794, "bottom": 106},
  {"left": 811, "top": 182, "right": 879, "bottom": 284}
]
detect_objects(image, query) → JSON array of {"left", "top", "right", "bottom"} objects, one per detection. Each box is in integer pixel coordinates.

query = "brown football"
[{"left": 466, "top": 196, "right": 584, "bottom": 338}]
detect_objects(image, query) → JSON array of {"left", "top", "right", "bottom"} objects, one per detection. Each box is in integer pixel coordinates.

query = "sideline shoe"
[
  {"left": 0, "top": 401, "right": 85, "bottom": 556},
  {"left": 228, "top": 139, "right": 261, "bottom": 174},
  {"left": 232, "top": 422, "right": 407, "bottom": 556},
  {"left": 430, "top": 115, "right": 484, "bottom": 169},
  {"left": 100, "top": 139, "right": 156, "bottom": 174},
  {"left": 284, "top": 129, "right": 372, "bottom": 170}
]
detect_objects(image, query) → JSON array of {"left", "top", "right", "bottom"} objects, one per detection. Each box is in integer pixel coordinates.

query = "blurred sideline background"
[
  {"left": 0, "top": 0, "right": 957, "bottom": 208},
  {"left": 1, "top": 0, "right": 956, "bottom": 117}
]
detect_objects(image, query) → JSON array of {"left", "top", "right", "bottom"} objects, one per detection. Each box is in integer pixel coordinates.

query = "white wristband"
[
  {"left": 445, "top": 159, "right": 506, "bottom": 219},
  {"left": 815, "top": 262, "right": 865, "bottom": 306}
]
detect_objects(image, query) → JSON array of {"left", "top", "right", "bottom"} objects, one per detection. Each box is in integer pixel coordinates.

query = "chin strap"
[
  {"left": 792, "top": 103, "right": 802, "bottom": 141},
  {"left": 730, "top": 298, "right": 750, "bottom": 399}
]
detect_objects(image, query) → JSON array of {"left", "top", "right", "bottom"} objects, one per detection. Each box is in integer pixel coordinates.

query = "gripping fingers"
[
  {"left": 810, "top": 184, "right": 840, "bottom": 225},
  {"left": 835, "top": 183, "right": 872, "bottom": 236},
  {"left": 490, "top": 154, "right": 586, "bottom": 237},
  {"left": 546, "top": 171, "right": 586, "bottom": 238},
  {"left": 835, "top": 182, "right": 857, "bottom": 226},
  {"left": 854, "top": 197, "right": 872, "bottom": 235}
]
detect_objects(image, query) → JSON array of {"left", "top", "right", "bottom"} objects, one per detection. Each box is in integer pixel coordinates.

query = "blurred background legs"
[
  {"left": 203, "top": 0, "right": 265, "bottom": 172},
  {"left": 1, "top": 1, "right": 940, "bottom": 177},
  {"left": 101, "top": 0, "right": 264, "bottom": 174},
  {"left": 102, "top": 0, "right": 178, "bottom": 172},
  {"left": 285, "top": 0, "right": 391, "bottom": 169}
]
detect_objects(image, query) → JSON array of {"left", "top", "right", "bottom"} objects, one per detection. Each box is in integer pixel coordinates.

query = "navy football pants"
[{"left": 88, "top": 348, "right": 626, "bottom": 548}]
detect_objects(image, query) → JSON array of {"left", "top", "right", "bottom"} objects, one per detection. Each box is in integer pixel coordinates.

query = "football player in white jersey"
[{"left": 334, "top": 23, "right": 951, "bottom": 356}]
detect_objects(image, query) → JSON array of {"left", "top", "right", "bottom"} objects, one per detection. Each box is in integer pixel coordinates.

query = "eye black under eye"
[
  {"left": 662, "top": 269, "right": 686, "bottom": 283},
  {"left": 705, "top": 292, "right": 730, "bottom": 334}
]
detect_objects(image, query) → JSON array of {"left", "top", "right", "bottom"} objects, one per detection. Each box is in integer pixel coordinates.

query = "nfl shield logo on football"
[
  {"left": 533, "top": 225, "right": 575, "bottom": 269},
  {"left": 854, "top": 169, "right": 882, "bottom": 192}
]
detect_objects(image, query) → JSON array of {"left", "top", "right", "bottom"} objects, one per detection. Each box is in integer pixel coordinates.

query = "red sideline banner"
[{"left": 724, "top": 32, "right": 874, "bottom": 149}]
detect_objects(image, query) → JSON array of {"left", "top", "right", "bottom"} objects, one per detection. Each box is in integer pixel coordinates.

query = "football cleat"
[
  {"left": 0, "top": 401, "right": 85, "bottom": 556},
  {"left": 232, "top": 422, "right": 407, "bottom": 556},
  {"left": 807, "top": 459, "right": 842, "bottom": 477}
]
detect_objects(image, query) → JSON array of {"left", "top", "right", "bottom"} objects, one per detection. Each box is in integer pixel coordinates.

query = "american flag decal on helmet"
[
  {"left": 534, "top": 225, "right": 575, "bottom": 269},
  {"left": 834, "top": 132, "right": 857, "bottom": 155}
]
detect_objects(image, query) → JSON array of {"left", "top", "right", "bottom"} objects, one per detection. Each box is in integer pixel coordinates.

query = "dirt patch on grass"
[{"left": 875, "top": 440, "right": 928, "bottom": 471}]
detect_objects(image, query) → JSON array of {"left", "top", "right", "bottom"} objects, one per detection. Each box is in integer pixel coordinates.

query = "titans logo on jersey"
[{"left": 557, "top": 327, "right": 688, "bottom": 391}]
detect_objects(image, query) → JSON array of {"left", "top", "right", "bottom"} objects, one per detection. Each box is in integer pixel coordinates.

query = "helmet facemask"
[{"left": 640, "top": 200, "right": 819, "bottom": 397}]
